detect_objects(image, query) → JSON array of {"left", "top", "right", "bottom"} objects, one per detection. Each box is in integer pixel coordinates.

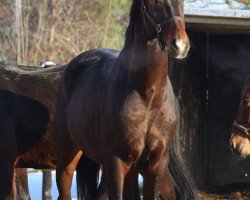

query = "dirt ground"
[{"left": 198, "top": 189, "right": 250, "bottom": 200}]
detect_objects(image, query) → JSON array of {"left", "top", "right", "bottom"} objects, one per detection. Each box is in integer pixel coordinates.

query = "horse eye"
[
  {"left": 242, "top": 99, "right": 250, "bottom": 105},
  {"left": 155, "top": 0, "right": 163, "bottom": 5}
]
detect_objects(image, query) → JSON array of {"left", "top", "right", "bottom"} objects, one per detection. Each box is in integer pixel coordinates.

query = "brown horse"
[
  {"left": 0, "top": 63, "right": 64, "bottom": 199},
  {"left": 54, "top": 0, "right": 197, "bottom": 199},
  {"left": 0, "top": 90, "right": 55, "bottom": 199},
  {"left": 231, "top": 75, "right": 250, "bottom": 156}
]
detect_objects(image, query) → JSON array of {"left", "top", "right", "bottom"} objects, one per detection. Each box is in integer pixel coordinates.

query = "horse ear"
[
  {"left": 247, "top": 75, "right": 250, "bottom": 83},
  {"left": 240, "top": 91, "right": 244, "bottom": 99},
  {"left": 246, "top": 75, "right": 250, "bottom": 87}
]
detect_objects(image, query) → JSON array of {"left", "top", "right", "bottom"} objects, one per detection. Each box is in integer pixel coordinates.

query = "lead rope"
[{"left": 233, "top": 120, "right": 250, "bottom": 136}]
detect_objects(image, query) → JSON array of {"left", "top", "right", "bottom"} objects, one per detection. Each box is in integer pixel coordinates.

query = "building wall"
[{"left": 170, "top": 31, "right": 250, "bottom": 189}]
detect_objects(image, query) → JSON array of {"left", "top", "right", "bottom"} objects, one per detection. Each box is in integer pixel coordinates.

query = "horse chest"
[
  {"left": 141, "top": 110, "right": 177, "bottom": 170},
  {"left": 118, "top": 93, "right": 177, "bottom": 168}
]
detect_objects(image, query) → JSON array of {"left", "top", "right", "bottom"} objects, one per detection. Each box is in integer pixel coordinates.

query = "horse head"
[
  {"left": 141, "top": 0, "right": 189, "bottom": 59},
  {"left": 231, "top": 76, "right": 250, "bottom": 156}
]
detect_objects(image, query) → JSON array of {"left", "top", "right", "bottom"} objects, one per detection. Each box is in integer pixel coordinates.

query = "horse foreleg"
[
  {"left": 105, "top": 157, "right": 129, "bottom": 200},
  {"left": 154, "top": 158, "right": 175, "bottom": 200},
  {"left": 97, "top": 169, "right": 139, "bottom": 200},
  {"left": 0, "top": 157, "right": 17, "bottom": 200},
  {"left": 54, "top": 102, "right": 82, "bottom": 200}
]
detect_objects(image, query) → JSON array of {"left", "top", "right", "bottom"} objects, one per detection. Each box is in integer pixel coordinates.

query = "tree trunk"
[
  {"left": 48, "top": 0, "right": 58, "bottom": 60},
  {"left": 15, "top": 0, "right": 22, "bottom": 64}
]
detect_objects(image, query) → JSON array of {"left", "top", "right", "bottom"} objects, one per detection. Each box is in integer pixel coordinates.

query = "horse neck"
[
  {"left": 120, "top": 39, "right": 169, "bottom": 108},
  {"left": 236, "top": 103, "right": 250, "bottom": 125}
]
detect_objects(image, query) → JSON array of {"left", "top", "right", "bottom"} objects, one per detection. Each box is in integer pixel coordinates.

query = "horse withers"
[
  {"left": 54, "top": 0, "right": 197, "bottom": 199},
  {"left": 231, "top": 76, "right": 250, "bottom": 156}
]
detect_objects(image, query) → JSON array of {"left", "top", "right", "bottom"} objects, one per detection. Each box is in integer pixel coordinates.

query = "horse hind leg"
[
  {"left": 54, "top": 96, "right": 82, "bottom": 200},
  {"left": 96, "top": 168, "right": 139, "bottom": 200},
  {"left": 104, "top": 156, "right": 131, "bottom": 200},
  {"left": 55, "top": 136, "right": 82, "bottom": 200}
]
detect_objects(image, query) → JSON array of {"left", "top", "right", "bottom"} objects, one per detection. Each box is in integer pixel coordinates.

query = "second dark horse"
[{"left": 54, "top": 0, "right": 197, "bottom": 199}]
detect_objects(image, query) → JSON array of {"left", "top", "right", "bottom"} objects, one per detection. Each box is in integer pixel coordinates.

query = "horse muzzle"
[
  {"left": 231, "top": 135, "right": 250, "bottom": 156},
  {"left": 170, "top": 38, "right": 190, "bottom": 60}
]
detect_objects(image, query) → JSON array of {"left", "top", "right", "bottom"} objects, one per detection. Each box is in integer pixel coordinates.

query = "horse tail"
[
  {"left": 169, "top": 135, "right": 198, "bottom": 200},
  {"left": 76, "top": 156, "right": 100, "bottom": 200},
  {"left": 169, "top": 99, "right": 198, "bottom": 200}
]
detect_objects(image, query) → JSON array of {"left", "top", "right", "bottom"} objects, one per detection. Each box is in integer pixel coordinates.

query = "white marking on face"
[{"left": 175, "top": 39, "right": 186, "bottom": 53}]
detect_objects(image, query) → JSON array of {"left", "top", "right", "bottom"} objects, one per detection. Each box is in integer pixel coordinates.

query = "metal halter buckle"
[
  {"left": 233, "top": 120, "right": 250, "bottom": 136},
  {"left": 156, "top": 24, "right": 162, "bottom": 33}
]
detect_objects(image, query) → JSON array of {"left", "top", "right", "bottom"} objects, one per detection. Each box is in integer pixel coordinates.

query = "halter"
[
  {"left": 233, "top": 120, "right": 250, "bottom": 136},
  {"left": 141, "top": 1, "right": 184, "bottom": 52}
]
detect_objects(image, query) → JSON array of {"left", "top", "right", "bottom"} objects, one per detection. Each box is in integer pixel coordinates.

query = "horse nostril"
[
  {"left": 230, "top": 140, "right": 234, "bottom": 149},
  {"left": 171, "top": 39, "right": 178, "bottom": 50}
]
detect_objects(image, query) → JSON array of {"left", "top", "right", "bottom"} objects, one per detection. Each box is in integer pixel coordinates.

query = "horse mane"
[
  {"left": 123, "top": 0, "right": 140, "bottom": 48},
  {"left": 111, "top": 0, "right": 140, "bottom": 83}
]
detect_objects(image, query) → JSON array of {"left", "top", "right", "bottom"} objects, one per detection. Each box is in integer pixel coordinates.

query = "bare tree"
[{"left": 15, "top": 0, "right": 22, "bottom": 64}]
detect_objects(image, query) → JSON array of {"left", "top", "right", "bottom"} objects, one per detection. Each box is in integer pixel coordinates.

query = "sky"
[{"left": 184, "top": 0, "right": 248, "bottom": 10}]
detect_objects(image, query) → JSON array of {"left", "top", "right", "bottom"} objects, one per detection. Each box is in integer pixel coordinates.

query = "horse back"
[{"left": 62, "top": 48, "right": 119, "bottom": 101}]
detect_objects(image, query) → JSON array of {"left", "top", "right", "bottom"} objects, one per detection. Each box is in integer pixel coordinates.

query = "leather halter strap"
[
  {"left": 141, "top": 1, "right": 184, "bottom": 52},
  {"left": 233, "top": 120, "right": 250, "bottom": 136}
]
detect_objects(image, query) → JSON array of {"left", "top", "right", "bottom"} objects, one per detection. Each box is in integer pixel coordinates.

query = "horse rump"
[{"left": 76, "top": 156, "right": 100, "bottom": 200}]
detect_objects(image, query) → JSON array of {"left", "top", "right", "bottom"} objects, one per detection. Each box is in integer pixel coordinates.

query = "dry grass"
[
  {"left": 2, "top": 0, "right": 248, "bottom": 66},
  {"left": 0, "top": 0, "right": 129, "bottom": 65}
]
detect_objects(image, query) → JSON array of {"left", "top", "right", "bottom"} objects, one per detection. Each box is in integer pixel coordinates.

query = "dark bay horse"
[
  {"left": 231, "top": 75, "right": 250, "bottom": 156},
  {"left": 0, "top": 89, "right": 51, "bottom": 199},
  {"left": 0, "top": 64, "right": 65, "bottom": 199},
  {"left": 54, "top": 0, "right": 197, "bottom": 199}
]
